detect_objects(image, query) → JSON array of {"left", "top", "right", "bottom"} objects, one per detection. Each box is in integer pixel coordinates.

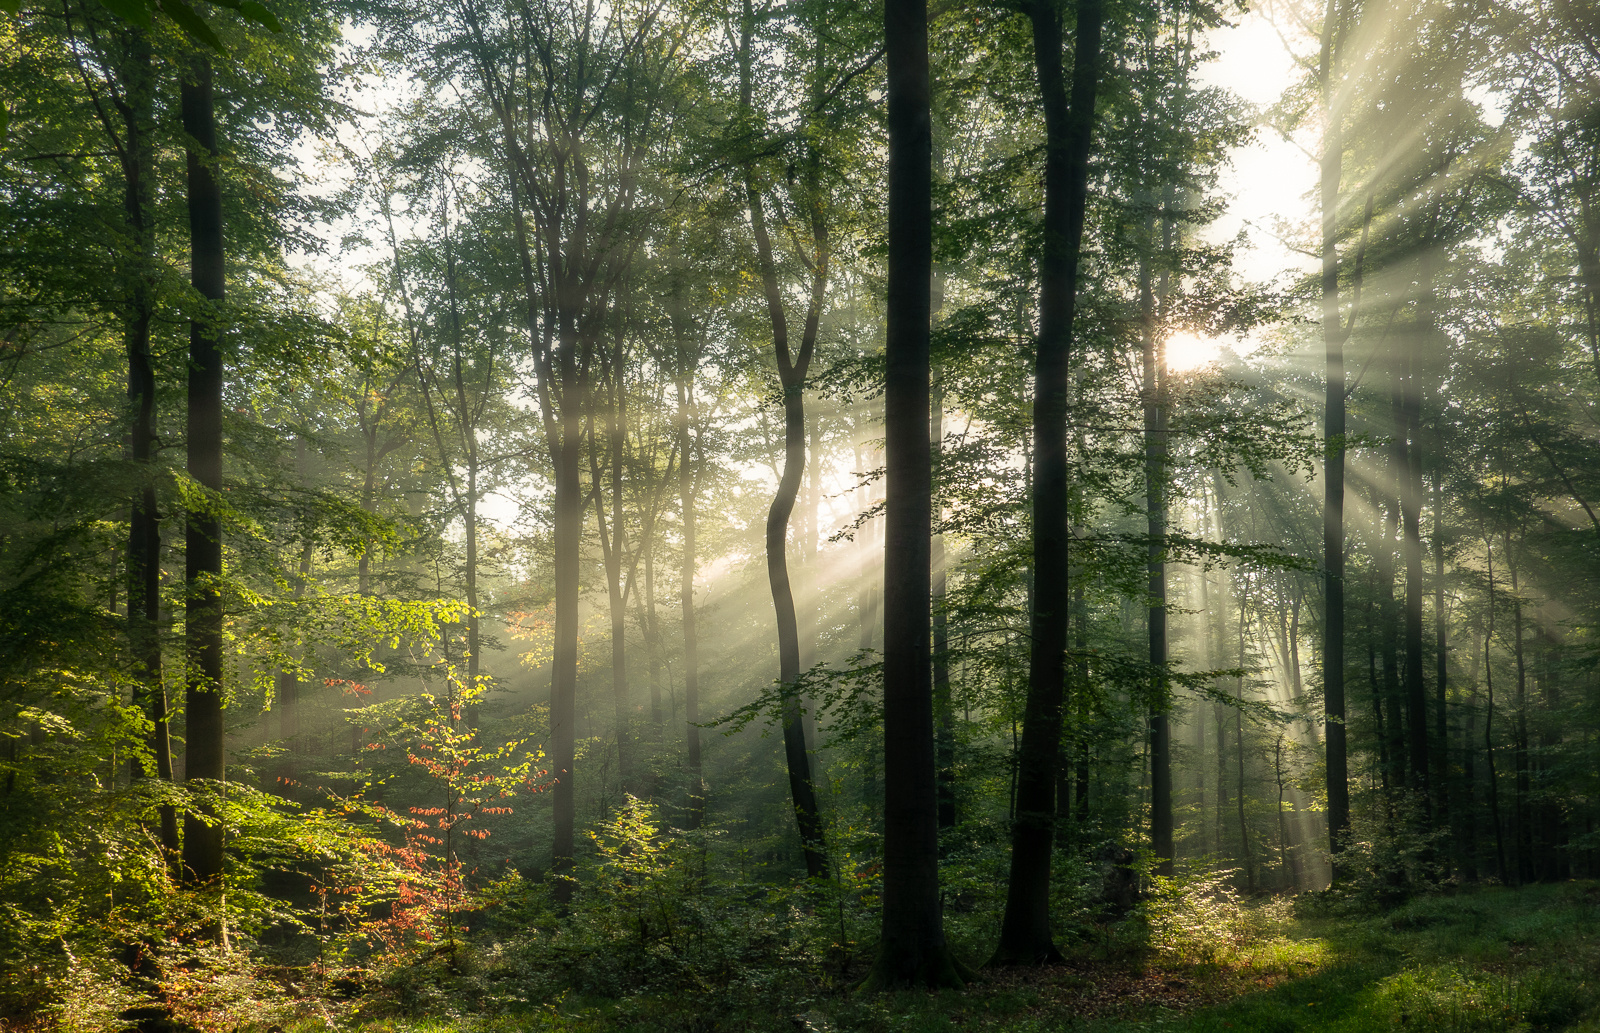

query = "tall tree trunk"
[
  {"left": 1072, "top": 579, "right": 1090, "bottom": 821},
  {"left": 1484, "top": 536, "right": 1506, "bottom": 884},
  {"left": 676, "top": 377, "right": 704, "bottom": 829},
  {"left": 590, "top": 363, "right": 633, "bottom": 791},
  {"left": 800, "top": 410, "right": 823, "bottom": 781},
  {"left": 739, "top": 0, "right": 829, "bottom": 880},
  {"left": 1432, "top": 467, "right": 1449, "bottom": 837},
  {"left": 181, "top": 55, "right": 227, "bottom": 893},
  {"left": 868, "top": 0, "right": 961, "bottom": 986},
  {"left": 1236, "top": 572, "right": 1254, "bottom": 894},
  {"left": 441, "top": 218, "right": 483, "bottom": 725},
  {"left": 932, "top": 376, "right": 956, "bottom": 831},
  {"left": 644, "top": 531, "right": 664, "bottom": 737},
  {"left": 1506, "top": 531, "right": 1532, "bottom": 884},
  {"left": 1319, "top": 0, "right": 1351, "bottom": 869},
  {"left": 1400, "top": 350, "right": 1428, "bottom": 802},
  {"left": 1461, "top": 627, "right": 1479, "bottom": 880},
  {"left": 1379, "top": 490, "right": 1405, "bottom": 789},
  {"left": 550, "top": 396, "right": 583, "bottom": 900},
  {"left": 992, "top": 0, "right": 1103, "bottom": 967},
  {"left": 1140, "top": 212, "right": 1172, "bottom": 876},
  {"left": 118, "top": 29, "right": 179, "bottom": 859}
]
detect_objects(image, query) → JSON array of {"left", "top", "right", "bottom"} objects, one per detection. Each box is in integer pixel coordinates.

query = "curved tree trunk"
[
  {"left": 992, "top": 0, "right": 1103, "bottom": 967},
  {"left": 738, "top": 1, "right": 829, "bottom": 880}
]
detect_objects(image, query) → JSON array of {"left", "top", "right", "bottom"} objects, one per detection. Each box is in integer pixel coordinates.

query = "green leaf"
[
  {"left": 236, "top": 0, "right": 282, "bottom": 32},
  {"left": 98, "top": 0, "right": 153, "bottom": 27},
  {"left": 0, "top": 0, "right": 22, "bottom": 16},
  {"left": 158, "top": 0, "right": 226, "bottom": 53}
]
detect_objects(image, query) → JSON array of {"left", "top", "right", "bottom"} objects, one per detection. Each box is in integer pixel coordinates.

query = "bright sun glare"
[{"left": 1166, "top": 331, "right": 1222, "bottom": 372}]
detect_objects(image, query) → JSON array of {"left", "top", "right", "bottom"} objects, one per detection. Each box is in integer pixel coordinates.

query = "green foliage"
[{"left": 1137, "top": 861, "right": 1296, "bottom": 965}]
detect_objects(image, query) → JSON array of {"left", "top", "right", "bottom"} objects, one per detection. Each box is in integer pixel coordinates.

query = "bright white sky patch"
[{"left": 1166, "top": 331, "right": 1223, "bottom": 372}]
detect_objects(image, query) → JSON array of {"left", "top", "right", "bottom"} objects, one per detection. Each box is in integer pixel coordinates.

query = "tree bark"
[
  {"left": 992, "top": 0, "right": 1103, "bottom": 967},
  {"left": 1140, "top": 212, "right": 1172, "bottom": 877},
  {"left": 1506, "top": 531, "right": 1532, "bottom": 884},
  {"left": 116, "top": 28, "right": 180, "bottom": 859},
  {"left": 676, "top": 376, "right": 704, "bottom": 829},
  {"left": 933, "top": 376, "right": 956, "bottom": 832},
  {"left": 866, "top": 0, "right": 961, "bottom": 987},
  {"left": 180, "top": 55, "right": 226, "bottom": 893},
  {"left": 1400, "top": 350, "right": 1428, "bottom": 800},
  {"left": 1318, "top": 0, "right": 1351, "bottom": 868},
  {"left": 738, "top": 0, "right": 829, "bottom": 880}
]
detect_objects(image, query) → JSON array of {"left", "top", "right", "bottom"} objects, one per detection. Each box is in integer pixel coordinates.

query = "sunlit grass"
[{"left": 238, "top": 883, "right": 1600, "bottom": 1033}]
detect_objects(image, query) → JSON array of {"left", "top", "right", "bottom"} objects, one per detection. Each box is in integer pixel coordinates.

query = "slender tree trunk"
[
  {"left": 800, "top": 410, "right": 822, "bottom": 781},
  {"left": 676, "top": 377, "right": 704, "bottom": 829},
  {"left": 550, "top": 398, "right": 583, "bottom": 900},
  {"left": 1072, "top": 580, "right": 1090, "bottom": 821},
  {"left": 1236, "top": 573, "right": 1254, "bottom": 894},
  {"left": 440, "top": 220, "right": 483, "bottom": 727},
  {"left": 1400, "top": 351, "right": 1428, "bottom": 801},
  {"left": 118, "top": 29, "right": 179, "bottom": 859},
  {"left": 275, "top": 512, "right": 313, "bottom": 781},
  {"left": 645, "top": 533, "right": 664, "bottom": 737},
  {"left": 1462, "top": 628, "right": 1479, "bottom": 880},
  {"left": 1433, "top": 467, "right": 1449, "bottom": 836},
  {"left": 1379, "top": 491, "right": 1405, "bottom": 789},
  {"left": 1319, "top": 0, "right": 1351, "bottom": 868},
  {"left": 1276, "top": 736, "right": 1292, "bottom": 887},
  {"left": 1140, "top": 214, "right": 1172, "bottom": 876},
  {"left": 993, "top": 0, "right": 1103, "bottom": 966},
  {"left": 739, "top": 1, "right": 829, "bottom": 878},
  {"left": 932, "top": 376, "right": 956, "bottom": 831},
  {"left": 868, "top": 0, "right": 960, "bottom": 987},
  {"left": 181, "top": 55, "right": 226, "bottom": 893},
  {"left": 591, "top": 368, "right": 633, "bottom": 791},
  {"left": 1485, "top": 536, "right": 1507, "bottom": 883},
  {"left": 1506, "top": 532, "right": 1532, "bottom": 884}
]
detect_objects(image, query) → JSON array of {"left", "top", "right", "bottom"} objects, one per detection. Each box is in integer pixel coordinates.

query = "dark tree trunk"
[
  {"left": 867, "top": 0, "right": 961, "bottom": 986},
  {"left": 1433, "top": 468, "right": 1449, "bottom": 836},
  {"left": 1319, "top": 0, "right": 1351, "bottom": 868},
  {"left": 1379, "top": 491, "right": 1405, "bottom": 788},
  {"left": 117, "top": 29, "right": 179, "bottom": 859},
  {"left": 1140, "top": 214, "right": 1172, "bottom": 876},
  {"left": 1506, "top": 533, "right": 1532, "bottom": 884},
  {"left": 1484, "top": 537, "right": 1507, "bottom": 884},
  {"left": 933, "top": 377, "right": 956, "bottom": 831},
  {"left": 738, "top": 1, "right": 829, "bottom": 879},
  {"left": 550, "top": 408, "right": 583, "bottom": 899},
  {"left": 992, "top": 0, "right": 1103, "bottom": 967},
  {"left": 275, "top": 533, "right": 313, "bottom": 777},
  {"left": 1236, "top": 574, "right": 1255, "bottom": 894},
  {"left": 181, "top": 55, "right": 226, "bottom": 892},
  {"left": 1400, "top": 353, "right": 1429, "bottom": 801}
]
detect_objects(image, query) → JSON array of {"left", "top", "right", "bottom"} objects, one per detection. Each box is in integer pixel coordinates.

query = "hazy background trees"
[{"left": 3, "top": 0, "right": 1600, "bottom": 1013}]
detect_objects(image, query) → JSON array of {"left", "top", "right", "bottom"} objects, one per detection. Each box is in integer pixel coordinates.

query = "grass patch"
[{"left": 188, "top": 882, "right": 1600, "bottom": 1033}]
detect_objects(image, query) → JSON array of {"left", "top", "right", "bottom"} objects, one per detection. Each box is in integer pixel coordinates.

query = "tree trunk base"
[{"left": 859, "top": 944, "right": 971, "bottom": 991}]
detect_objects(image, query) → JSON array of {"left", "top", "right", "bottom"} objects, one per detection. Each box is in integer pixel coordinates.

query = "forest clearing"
[{"left": 3, "top": 0, "right": 1599, "bottom": 1025}]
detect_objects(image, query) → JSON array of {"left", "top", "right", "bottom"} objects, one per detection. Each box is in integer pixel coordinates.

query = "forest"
[{"left": 3, "top": 0, "right": 1600, "bottom": 1028}]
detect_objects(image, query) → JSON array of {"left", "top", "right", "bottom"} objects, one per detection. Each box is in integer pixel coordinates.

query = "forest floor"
[{"left": 280, "top": 881, "right": 1600, "bottom": 1033}]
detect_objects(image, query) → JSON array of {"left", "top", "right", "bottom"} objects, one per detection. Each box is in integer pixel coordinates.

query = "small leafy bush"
[{"left": 1137, "top": 860, "right": 1293, "bottom": 964}]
